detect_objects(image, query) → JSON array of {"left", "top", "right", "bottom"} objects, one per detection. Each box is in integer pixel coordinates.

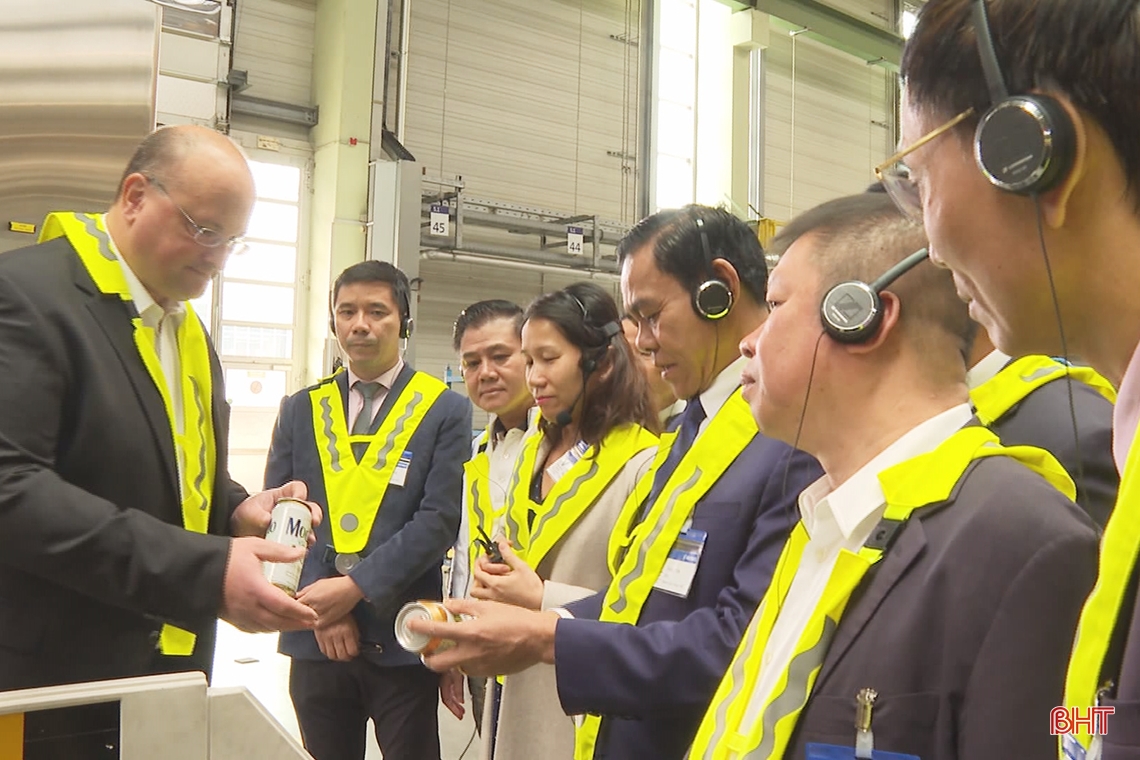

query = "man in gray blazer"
[
  {"left": 267, "top": 261, "right": 471, "bottom": 760},
  {"left": 688, "top": 193, "right": 1099, "bottom": 759}
]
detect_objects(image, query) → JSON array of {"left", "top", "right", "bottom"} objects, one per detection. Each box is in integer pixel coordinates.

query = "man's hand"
[
  {"left": 296, "top": 575, "right": 365, "bottom": 626},
  {"left": 314, "top": 615, "right": 361, "bottom": 662},
  {"left": 221, "top": 537, "right": 319, "bottom": 632},
  {"left": 231, "top": 481, "right": 323, "bottom": 545},
  {"left": 470, "top": 542, "right": 544, "bottom": 610},
  {"left": 409, "top": 598, "right": 559, "bottom": 677},
  {"left": 440, "top": 668, "right": 466, "bottom": 720}
]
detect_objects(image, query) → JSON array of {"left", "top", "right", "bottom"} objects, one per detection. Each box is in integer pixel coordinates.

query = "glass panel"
[
  {"left": 220, "top": 324, "right": 293, "bottom": 359},
  {"left": 249, "top": 161, "right": 302, "bottom": 203},
  {"left": 245, "top": 201, "right": 300, "bottom": 244},
  {"left": 657, "top": 48, "right": 695, "bottom": 108},
  {"left": 656, "top": 101, "right": 695, "bottom": 159},
  {"left": 189, "top": 278, "right": 213, "bottom": 334},
  {"left": 659, "top": 0, "right": 697, "bottom": 52},
  {"left": 655, "top": 154, "right": 695, "bottom": 210},
  {"left": 220, "top": 282, "right": 294, "bottom": 324},
  {"left": 225, "top": 367, "right": 288, "bottom": 408},
  {"left": 224, "top": 242, "right": 297, "bottom": 284}
]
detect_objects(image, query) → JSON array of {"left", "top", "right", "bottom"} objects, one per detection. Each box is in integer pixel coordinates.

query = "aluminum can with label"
[
  {"left": 262, "top": 498, "right": 311, "bottom": 596},
  {"left": 395, "top": 600, "right": 463, "bottom": 655}
]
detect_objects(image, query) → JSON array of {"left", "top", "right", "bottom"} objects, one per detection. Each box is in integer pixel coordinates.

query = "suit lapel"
[
  {"left": 81, "top": 285, "right": 180, "bottom": 500},
  {"left": 814, "top": 516, "right": 929, "bottom": 692}
]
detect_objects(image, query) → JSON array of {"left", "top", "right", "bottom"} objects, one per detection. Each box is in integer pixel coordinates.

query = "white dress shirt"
[
  {"left": 966, "top": 349, "right": 1011, "bottom": 390},
  {"left": 346, "top": 359, "right": 404, "bottom": 431},
  {"left": 739, "top": 402, "right": 974, "bottom": 730}
]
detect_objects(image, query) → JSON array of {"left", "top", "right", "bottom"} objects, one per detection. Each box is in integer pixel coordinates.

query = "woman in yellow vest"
[{"left": 471, "top": 282, "right": 660, "bottom": 760}]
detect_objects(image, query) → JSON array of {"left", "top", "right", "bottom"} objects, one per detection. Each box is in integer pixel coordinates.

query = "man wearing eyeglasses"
[
  {"left": 0, "top": 124, "right": 322, "bottom": 693},
  {"left": 892, "top": 1, "right": 1140, "bottom": 757}
]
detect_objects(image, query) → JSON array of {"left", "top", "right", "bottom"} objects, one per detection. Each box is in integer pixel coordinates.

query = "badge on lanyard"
[
  {"left": 391, "top": 451, "right": 412, "bottom": 487},
  {"left": 1062, "top": 732, "right": 1103, "bottom": 760},
  {"left": 652, "top": 525, "right": 707, "bottom": 598},
  {"left": 805, "top": 746, "right": 919, "bottom": 760},
  {"left": 545, "top": 440, "right": 589, "bottom": 484},
  {"left": 804, "top": 689, "right": 920, "bottom": 760}
]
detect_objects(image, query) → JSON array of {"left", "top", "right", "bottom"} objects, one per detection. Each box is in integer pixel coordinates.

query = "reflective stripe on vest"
[
  {"left": 1064, "top": 420, "right": 1140, "bottom": 751},
  {"left": 309, "top": 369, "right": 447, "bottom": 553},
  {"left": 574, "top": 392, "right": 756, "bottom": 760},
  {"left": 689, "top": 425, "right": 1075, "bottom": 759},
  {"left": 971, "top": 355, "right": 1117, "bottom": 426},
  {"left": 464, "top": 427, "right": 498, "bottom": 574},
  {"left": 504, "top": 424, "right": 658, "bottom": 571},
  {"left": 39, "top": 212, "right": 217, "bottom": 657}
]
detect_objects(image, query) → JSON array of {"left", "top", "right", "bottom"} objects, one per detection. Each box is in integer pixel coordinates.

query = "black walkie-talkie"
[{"left": 475, "top": 524, "right": 505, "bottom": 564}]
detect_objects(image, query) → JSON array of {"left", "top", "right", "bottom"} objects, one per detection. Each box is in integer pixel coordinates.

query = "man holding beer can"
[{"left": 266, "top": 261, "right": 472, "bottom": 760}]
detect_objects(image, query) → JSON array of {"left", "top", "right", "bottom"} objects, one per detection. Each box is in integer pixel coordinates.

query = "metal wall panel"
[
  {"left": 762, "top": 27, "right": 893, "bottom": 222},
  {"left": 232, "top": 0, "right": 317, "bottom": 107},
  {"left": 404, "top": 0, "right": 642, "bottom": 224},
  {"left": 0, "top": 0, "right": 158, "bottom": 252}
]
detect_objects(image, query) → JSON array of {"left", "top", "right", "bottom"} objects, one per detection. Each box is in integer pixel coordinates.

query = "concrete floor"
[{"left": 211, "top": 622, "right": 478, "bottom": 760}]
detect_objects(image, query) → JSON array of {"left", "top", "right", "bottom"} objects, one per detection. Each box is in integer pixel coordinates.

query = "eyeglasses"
[
  {"left": 874, "top": 108, "right": 975, "bottom": 222},
  {"left": 146, "top": 176, "right": 248, "bottom": 255}
]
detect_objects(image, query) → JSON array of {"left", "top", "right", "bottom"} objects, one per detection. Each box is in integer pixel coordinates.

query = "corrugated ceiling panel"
[{"left": 233, "top": 0, "right": 316, "bottom": 106}]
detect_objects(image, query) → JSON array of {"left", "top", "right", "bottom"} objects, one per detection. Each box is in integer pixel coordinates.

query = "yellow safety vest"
[
  {"left": 464, "top": 426, "right": 498, "bottom": 575},
  {"left": 504, "top": 423, "right": 658, "bottom": 571},
  {"left": 1064, "top": 423, "right": 1140, "bottom": 752},
  {"left": 971, "top": 355, "right": 1117, "bottom": 426},
  {"left": 574, "top": 392, "right": 757, "bottom": 760},
  {"left": 689, "top": 426, "right": 1075, "bottom": 760},
  {"left": 309, "top": 369, "right": 446, "bottom": 553},
  {"left": 39, "top": 212, "right": 217, "bottom": 657}
]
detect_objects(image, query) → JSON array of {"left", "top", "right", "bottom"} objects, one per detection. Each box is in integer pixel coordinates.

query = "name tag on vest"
[
  {"left": 806, "top": 744, "right": 919, "bottom": 760},
  {"left": 391, "top": 451, "right": 413, "bottom": 487},
  {"left": 652, "top": 527, "right": 706, "bottom": 598}
]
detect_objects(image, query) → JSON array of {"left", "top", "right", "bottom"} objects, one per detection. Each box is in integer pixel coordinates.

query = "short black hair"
[
  {"left": 331, "top": 260, "right": 411, "bottom": 325},
  {"left": 452, "top": 299, "right": 524, "bottom": 351},
  {"left": 616, "top": 205, "right": 769, "bottom": 305},
  {"left": 902, "top": 0, "right": 1140, "bottom": 210}
]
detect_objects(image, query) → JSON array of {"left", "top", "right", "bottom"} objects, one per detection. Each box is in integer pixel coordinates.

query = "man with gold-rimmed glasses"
[{"left": 898, "top": 0, "right": 1140, "bottom": 757}]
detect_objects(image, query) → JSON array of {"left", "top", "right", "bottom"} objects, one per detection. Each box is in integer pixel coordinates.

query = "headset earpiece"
[
  {"left": 692, "top": 216, "right": 734, "bottom": 321},
  {"left": 819, "top": 248, "right": 930, "bottom": 345},
  {"left": 971, "top": 0, "right": 1077, "bottom": 195}
]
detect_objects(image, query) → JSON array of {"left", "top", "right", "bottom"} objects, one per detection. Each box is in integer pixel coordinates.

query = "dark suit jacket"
[
  {"left": 269, "top": 367, "right": 471, "bottom": 667},
  {"left": 787, "top": 454, "right": 1099, "bottom": 760},
  {"left": 984, "top": 369, "right": 1118, "bottom": 528},
  {"left": 0, "top": 237, "right": 245, "bottom": 690},
  {"left": 554, "top": 432, "right": 822, "bottom": 760}
]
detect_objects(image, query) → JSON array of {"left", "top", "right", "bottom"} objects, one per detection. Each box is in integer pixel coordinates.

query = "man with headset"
[
  {"left": 265, "top": 260, "right": 471, "bottom": 760},
  {"left": 410, "top": 205, "right": 821, "bottom": 760},
  {"left": 687, "top": 191, "right": 1098, "bottom": 759},
  {"left": 895, "top": 1, "right": 1140, "bottom": 755}
]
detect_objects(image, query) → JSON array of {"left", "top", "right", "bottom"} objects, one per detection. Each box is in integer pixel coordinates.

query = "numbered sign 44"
[
  {"left": 430, "top": 204, "right": 450, "bottom": 236},
  {"left": 567, "top": 225, "right": 584, "bottom": 255}
]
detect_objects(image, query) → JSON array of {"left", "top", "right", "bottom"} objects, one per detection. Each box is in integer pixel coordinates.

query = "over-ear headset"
[
  {"left": 971, "top": 0, "right": 1076, "bottom": 194},
  {"left": 820, "top": 248, "right": 930, "bottom": 344},
  {"left": 568, "top": 292, "right": 621, "bottom": 373},
  {"left": 693, "top": 217, "right": 734, "bottom": 321},
  {"left": 328, "top": 269, "right": 414, "bottom": 339}
]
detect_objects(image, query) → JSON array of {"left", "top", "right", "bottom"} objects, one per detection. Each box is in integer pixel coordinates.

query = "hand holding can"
[{"left": 262, "top": 498, "right": 312, "bottom": 597}]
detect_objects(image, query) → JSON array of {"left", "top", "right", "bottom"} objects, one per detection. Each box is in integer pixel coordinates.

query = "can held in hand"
[
  {"left": 262, "top": 497, "right": 311, "bottom": 596},
  {"left": 395, "top": 600, "right": 463, "bottom": 655}
]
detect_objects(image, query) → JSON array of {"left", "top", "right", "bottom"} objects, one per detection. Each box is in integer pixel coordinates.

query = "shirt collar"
[
  {"left": 800, "top": 403, "right": 974, "bottom": 541},
  {"left": 1114, "top": 338, "right": 1140, "bottom": 471},
  {"left": 966, "top": 349, "right": 1011, "bottom": 390},
  {"left": 104, "top": 215, "right": 184, "bottom": 322},
  {"left": 347, "top": 359, "right": 404, "bottom": 394},
  {"left": 690, "top": 356, "right": 748, "bottom": 421}
]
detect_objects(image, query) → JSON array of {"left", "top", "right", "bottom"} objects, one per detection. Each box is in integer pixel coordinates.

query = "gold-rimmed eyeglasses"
[
  {"left": 874, "top": 108, "right": 975, "bottom": 222},
  {"left": 146, "top": 175, "right": 249, "bottom": 255}
]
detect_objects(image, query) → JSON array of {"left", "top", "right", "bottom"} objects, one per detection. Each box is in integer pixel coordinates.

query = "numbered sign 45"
[
  {"left": 430, "top": 204, "right": 450, "bottom": 236},
  {"left": 567, "top": 225, "right": 584, "bottom": 255}
]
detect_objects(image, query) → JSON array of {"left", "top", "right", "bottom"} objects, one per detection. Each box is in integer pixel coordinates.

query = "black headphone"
[
  {"left": 820, "top": 248, "right": 930, "bottom": 344},
  {"left": 328, "top": 270, "right": 414, "bottom": 339},
  {"left": 568, "top": 291, "right": 621, "bottom": 373},
  {"left": 692, "top": 217, "right": 734, "bottom": 321},
  {"left": 971, "top": 0, "right": 1076, "bottom": 194}
]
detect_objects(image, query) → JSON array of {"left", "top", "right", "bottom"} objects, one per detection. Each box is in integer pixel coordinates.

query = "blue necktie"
[{"left": 645, "top": 397, "right": 706, "bottom": 509}]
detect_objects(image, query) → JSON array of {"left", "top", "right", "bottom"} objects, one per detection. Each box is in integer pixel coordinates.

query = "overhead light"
[{"left": 147, "top": 0, "right": 222, "bottom": 15}]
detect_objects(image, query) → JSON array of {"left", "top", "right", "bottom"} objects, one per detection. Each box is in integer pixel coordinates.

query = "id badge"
[
  {"left": 391, "top": 451, "right": 412, "bottom": 487},
  {"left": 1061, "top": 732, "right": 1102, "bottom": 760},
  {"left": 805, "top": 744, "right": 919, "bottom": 760},
  {"left": 652, "top": 527, "right": 707, "bottom": 598}
]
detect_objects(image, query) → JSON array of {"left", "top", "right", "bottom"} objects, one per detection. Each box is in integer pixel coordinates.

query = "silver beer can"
[
  {"left": 395, "top": 600, "right": 461, "bottom": 655},
  {"left": 262, "top": 497, "right": 311, "bottom": 597}
]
